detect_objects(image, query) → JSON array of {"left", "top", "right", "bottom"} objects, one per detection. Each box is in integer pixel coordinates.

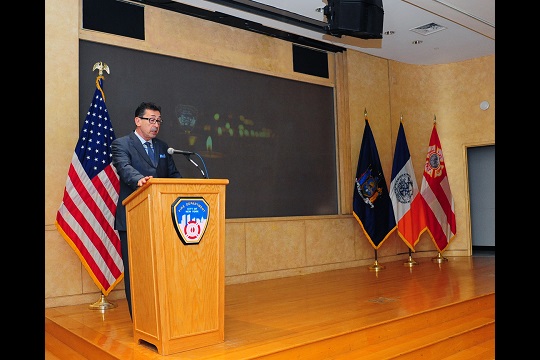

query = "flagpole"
[
  {"left": 86, "top": 61, "right": 119, "bottom": 311},
  {"left": 403, "top": 249, "right": 418, "bottom": 267},
  {"left": 368, "top": 249, "right": 385, "bottom": 271},
  {"left": 422, "top": 114, "right": 454, "bottom": 264},
  {"left": 364, "top": 109, "right": 384, "bottom": 272},
  {"left": 89, "top": 291, "right": 117, "bottom": 310}
]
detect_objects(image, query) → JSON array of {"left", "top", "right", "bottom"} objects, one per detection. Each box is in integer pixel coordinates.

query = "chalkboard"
[{"left": 79, "top": 40, "right": 338, "bottom": 218}]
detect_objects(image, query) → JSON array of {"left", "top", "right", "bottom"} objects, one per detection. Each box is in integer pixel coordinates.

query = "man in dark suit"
[{"left": 111, "top": 101, "right": 182, "bottom": 318}]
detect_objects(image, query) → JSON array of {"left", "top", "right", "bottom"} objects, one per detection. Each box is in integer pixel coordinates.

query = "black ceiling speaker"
[{"left": 323, "top": 0, "right": 384, "bottom": 39}]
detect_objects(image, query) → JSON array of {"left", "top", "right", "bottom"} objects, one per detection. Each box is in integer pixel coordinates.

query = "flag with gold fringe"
[
  {"left": 55, "top": 69, "right": 123, "bottom": 296},
  {"left": 353, "top": 116, "right": 396, "bottom": 249},
  {"left": 420, "top": 121, "right": 456, "bottom": 252},
  {"left": 390, "top": 120, "right": 427, "bottom": 250}
]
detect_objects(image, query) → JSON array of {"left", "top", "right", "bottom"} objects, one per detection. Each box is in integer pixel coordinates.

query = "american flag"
[{"left": 55, "top": 77, "right": 123, "bottom": 296}]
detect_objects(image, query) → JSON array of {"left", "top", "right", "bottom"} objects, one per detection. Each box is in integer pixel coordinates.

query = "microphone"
[
  {"left": 167, "top": 147, "right": 194, "bottom": 155},
  {"left": 168, "top": 147, "right": 209, "bottom": 179}
]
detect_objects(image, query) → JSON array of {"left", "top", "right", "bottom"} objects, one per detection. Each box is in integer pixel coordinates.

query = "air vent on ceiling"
[{"left": 409, "top": 22, "right": 447, "bottom": 36}]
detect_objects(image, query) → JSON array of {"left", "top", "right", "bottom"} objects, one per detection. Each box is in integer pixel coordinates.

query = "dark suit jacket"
[{"left": 111, "top": 131, "right": 182, "bottom": 231}]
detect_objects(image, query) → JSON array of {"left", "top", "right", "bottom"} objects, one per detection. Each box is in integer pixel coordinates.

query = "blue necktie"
[{"left": 145, "top": 142, "right": 155, "bottom": 165}]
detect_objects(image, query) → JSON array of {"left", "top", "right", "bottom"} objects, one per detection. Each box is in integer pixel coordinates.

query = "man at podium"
[{"left": 111, "top": 101, "right": 182, "bottom": 318}]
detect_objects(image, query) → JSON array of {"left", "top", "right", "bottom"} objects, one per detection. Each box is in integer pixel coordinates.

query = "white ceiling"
[{"left": 167, "top": 0, "right": 495, "bottom": 65}]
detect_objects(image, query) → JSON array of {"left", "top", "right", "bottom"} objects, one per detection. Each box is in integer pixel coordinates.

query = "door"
[{"left": 467, "top": 145, "right": 495, "bottom": 249}]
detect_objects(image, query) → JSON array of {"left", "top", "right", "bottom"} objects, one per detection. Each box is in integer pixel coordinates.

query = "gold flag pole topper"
[
  {"left": 93, "top": 61, "right": 110, "bottom": 76},
  {"left": 88, "top": 62, "right": 118, "bottom": 311}
]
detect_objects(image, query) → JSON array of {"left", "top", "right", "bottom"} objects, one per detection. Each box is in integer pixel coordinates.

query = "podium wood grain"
[{"left": 124, "top": 178, "right": 229, "bottom": 355}]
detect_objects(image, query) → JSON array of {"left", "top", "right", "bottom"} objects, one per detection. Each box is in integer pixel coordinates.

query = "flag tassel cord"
[
  {"left": 89, "top": 292, "right": 117, "bottom": 311},
  {"left": 368, "top": 249, "right": 386, "bottom": 271}
]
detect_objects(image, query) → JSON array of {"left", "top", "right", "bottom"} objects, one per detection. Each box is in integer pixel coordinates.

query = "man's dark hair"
[{"left": 135, "top": 102, "right": 161, "bottom": 118}]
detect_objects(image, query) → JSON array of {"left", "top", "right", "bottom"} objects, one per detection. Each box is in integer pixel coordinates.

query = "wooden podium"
[{"left": 123, "top": 178, "right": 228, "bottom": 355}]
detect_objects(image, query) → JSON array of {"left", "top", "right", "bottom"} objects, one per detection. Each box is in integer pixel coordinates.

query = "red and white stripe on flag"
[
  {"left": 390, "top": 122, "right": 427, "bottom": 250},
  {"left": 420, "top": 123, "right": 456, "bottom": 253},
  {"left": 55, "top": 77, "right": 123, "bottom": 296}
]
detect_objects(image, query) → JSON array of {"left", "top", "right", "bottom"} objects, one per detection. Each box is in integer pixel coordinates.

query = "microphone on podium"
[{"left": 167, "top": 147, "right": 209, "bottom": 179}]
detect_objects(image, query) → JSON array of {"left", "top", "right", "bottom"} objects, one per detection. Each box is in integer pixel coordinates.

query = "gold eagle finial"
[{"left": 92, "top": 62, "right": 110, "bottom": 76}]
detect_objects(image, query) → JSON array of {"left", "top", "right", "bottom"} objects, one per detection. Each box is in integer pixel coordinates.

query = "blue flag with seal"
[{"left": 353, "top": 117, "right": 396, "bottom": 249}]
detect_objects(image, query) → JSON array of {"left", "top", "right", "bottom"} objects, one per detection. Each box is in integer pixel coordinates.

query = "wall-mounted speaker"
[
  {"left": 292, "top": 45, "right": 329, "bottom": 78},
  {"left": 323, "top": 0, "right": 384, "bottom": 39},
  {"left": 83, "top": 0, "right": 145, "bottom": 40}
]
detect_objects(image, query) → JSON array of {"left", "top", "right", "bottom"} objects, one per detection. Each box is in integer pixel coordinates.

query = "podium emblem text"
[{"left": 171, "top": 197, "right": 209, "bottom": 245}]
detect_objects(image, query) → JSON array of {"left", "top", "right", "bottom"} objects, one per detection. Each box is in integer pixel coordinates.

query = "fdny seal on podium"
[{"left": 171, "top": 197, "right": 209, "bottom": 245}]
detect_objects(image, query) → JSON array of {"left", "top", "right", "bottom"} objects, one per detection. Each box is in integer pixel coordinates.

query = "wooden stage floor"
[{"left": 45, "top": 255, "right": 495, "bottom": 359}]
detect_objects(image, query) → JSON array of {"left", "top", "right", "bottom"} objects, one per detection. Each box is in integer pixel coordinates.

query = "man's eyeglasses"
[{"left": 140, "top": 117, "right": 163, "bottom": 124}]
